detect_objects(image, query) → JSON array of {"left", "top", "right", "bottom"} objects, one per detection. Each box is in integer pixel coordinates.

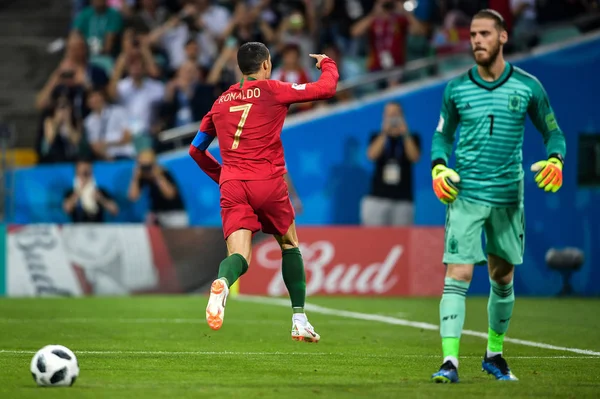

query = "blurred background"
[{"left": 1, "top": 0, "right": 599, "bottom": 299}]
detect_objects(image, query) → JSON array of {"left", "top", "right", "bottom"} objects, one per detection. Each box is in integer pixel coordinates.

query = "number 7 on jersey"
[{"left": 229, "top": 104, "right": 253, "bottom": 150}]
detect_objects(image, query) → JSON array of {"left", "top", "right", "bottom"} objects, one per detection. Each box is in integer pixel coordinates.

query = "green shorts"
[{"left": 443, "top": 198, "right": 525, "bottom": 266}]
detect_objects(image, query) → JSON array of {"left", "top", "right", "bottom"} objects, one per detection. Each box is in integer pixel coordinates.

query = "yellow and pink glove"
[
  {"left": 432, "top": 164, "right": 461, "bottom": 204},
  {"left": 530, "top": 156, "right": 563, "bottom": 193}
]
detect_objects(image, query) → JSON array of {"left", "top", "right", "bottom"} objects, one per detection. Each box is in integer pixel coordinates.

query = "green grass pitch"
[{"left": 0, "top": 296, "right": 599, "bottom": 398}]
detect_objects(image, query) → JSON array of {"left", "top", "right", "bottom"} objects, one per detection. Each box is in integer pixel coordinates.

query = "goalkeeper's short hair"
[{"left": 473, "top": 9, "right": 507, "bottom": 32}]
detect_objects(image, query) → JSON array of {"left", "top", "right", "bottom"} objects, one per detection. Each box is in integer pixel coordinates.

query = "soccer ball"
[{"left": 30, "top": 345, "right": 79, "bottom": 387}]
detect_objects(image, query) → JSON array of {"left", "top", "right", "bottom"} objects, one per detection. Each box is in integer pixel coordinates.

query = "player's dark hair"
[
  {"left": 473, "top": 9, "right": 506, "bottom": 32},
  {"left": 237, "top": 42, "right": 270, "bottom": 75}
]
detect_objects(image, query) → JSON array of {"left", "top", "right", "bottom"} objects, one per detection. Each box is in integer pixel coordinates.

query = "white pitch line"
[
  {"left": 238, "top": 295, "right": 600, "bottom": 357},
  {"left": 0, "top": 350, "right": 331, "bottom": 356},
  {"left": 0, "top": 350, "right": 596, "bottom": 360},
  {"left": 0, "top": 318, "right": 365, "bottom": 326},
  {"left": 0, "top": 318, "right": 205, "bottom": 324}
]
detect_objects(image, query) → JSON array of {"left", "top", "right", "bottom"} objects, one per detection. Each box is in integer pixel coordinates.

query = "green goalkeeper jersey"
[{"left": 431, "top": 62, "right": 566, "bottom": 206}]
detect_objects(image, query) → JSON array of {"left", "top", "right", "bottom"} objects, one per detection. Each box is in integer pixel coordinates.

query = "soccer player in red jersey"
[{"left": 189, "top": 42, "right": 339, "bottom": 341}]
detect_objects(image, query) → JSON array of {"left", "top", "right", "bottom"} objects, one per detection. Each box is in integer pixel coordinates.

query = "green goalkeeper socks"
[
  {"left": 487, "top": 279, "right": 515, "bottom": 353},
  {"left": 282, "top": 248, "right": 306, "bottom": 311},
  {"left": 440, "top": 277, "right": 469, "bottom": 364},
  {"left": 217, "top": 253, "right": 248, "bottom": 288}
]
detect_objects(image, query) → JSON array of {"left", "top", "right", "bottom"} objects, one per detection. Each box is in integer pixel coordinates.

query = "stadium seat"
[{"left": 0, "top": 148, "right": 38, "bottom": 166}]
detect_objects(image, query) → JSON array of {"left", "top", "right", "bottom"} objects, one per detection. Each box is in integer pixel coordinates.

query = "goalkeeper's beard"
[{"left": 473, "top": 40, "right": 501, "bottom": 68}]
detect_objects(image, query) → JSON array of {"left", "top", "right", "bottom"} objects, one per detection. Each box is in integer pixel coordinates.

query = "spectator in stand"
[
  {"left": 130, "top": 0, "right": 170, "bottom": 32},
  {"left": 351, "top": 0, "right": 410, "bottom": 87},
  {"left": 63, "top": 158, "right": 119, "bottom": 222},
  {"left": 195, "top": 0, "right": 232, "bottom": 48},
  {"left": 271, "top": 44, "right": 312, "bottom": 85},
  {"left": 108, "top": 33, "right": 164, "bottom": 143},
  {"left": 106, "top": 0, "right": 136, "bottom": 18},
  {"left": 404, "top": 0, "right": 437, "bottom": 81},
  {"left": 147, "top": 0, "right": 228, "bottom": 74},
  {"left": 511, "top": 0, "right": 538, "bottom": 50},
  {"left": 271, "top": 44, "right": 313, "bottom": 113},
  {"left": 201, "top": 39, "right": 243, "bottom": 91},
  {"left": 220, "top": 2, "right": 276, "bottom": 46},
  {"left": 72, "top": 0, "right": 124, "bottom": 57},
  {"left": 84, "top": 87, "right": 136, "bottom": 160},
  {"left": 161, "top": 60, "right": 219, "bottom": 130},
  {"left": 148, "top": 3, "right": 204, "bottom": 73},
  {"left": 37, "top": 94, "right": 91, "bottom": 164},
  {"left": 362, "top": 101, "right": 420, "bottom": 226},
  {"left": 320, "top": 0, "right": 372, "bottom": 58},
  {"left": 127, "top": 149, "right": 188, "bottom": 227},
  {"left": 276, "top": 7, "right": 316, "bottom": 72},
  {"left": 36, "top": 34, "right": 108, "bottom": 115},
  {"left": 36, "top": 69, "right": 87, "bottom": 137},
  {"left": 182, "top": 38, "right": 202, "bottom": 67}
]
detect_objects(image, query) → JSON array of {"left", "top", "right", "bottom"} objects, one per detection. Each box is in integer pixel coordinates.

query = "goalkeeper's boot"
[
  {"left": 482, "top": 353, "right": 518, "bottom": 381},
  {"left": 431, "top": 360, "right": 459, "bottom": 383},
  {"left": 291, "top": 316, "right": 320, "bottom": 343},
  {"left": 206, "top": 278, "right": 229, "bottom": 330}
]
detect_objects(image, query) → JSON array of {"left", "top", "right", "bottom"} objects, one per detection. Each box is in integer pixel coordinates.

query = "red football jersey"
[{"left": 199, "top": 58, "right": 339, "bottom": 184}]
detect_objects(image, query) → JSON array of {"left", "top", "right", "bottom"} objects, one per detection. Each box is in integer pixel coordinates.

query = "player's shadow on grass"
[{"left": 327, "top": 136, "right": 370, "bottom": 225}]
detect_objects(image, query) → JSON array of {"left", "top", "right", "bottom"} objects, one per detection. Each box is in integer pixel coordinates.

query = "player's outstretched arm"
[
  {"left": 527, "top": 78, "right": 566, "bottom": 192},
  {"left": 431, "top": 83, "right": 460, "bottom": 204},
  {"left": 189, "top": 112, "right": 222, "bottom": 184},
  {"left": 269, "top": 55, "right": 340, "bottom": 105}
]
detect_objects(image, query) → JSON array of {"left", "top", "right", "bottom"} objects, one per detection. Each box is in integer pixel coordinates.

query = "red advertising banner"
[{"left": 241, "top": 227, "right": 446, "bottom": 297}]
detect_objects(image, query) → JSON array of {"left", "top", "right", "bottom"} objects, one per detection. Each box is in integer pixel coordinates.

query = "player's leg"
[
  {"left": 432, "top": 198, "right": 489, "bottom": 383},
  {"left": 220, "top": 228, "right": 253, "bottom": 286},
  {"left": 206, "top": 228, "right": 254, "bottom": 331},
  {"left": 207, "top": 181, "right": 261, "bottom": 331},
  {"left": 481, "top": 206, "right": 524, "bottom": 381},
  {"left": 481, "top": 253, "right": 518, "bottom": 380},
  {"left": 253, "top": 177, "right": 320, "bottom": 342},
  {"left": 273, "top": 222, "right": 320, "bottom": 343},
  {"left": 273, "top": 222, "right": 304, "bottom": 313}
]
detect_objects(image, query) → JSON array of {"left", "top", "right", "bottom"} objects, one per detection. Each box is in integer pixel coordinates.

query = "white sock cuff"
[{"left": 443, "top": 356, "right": 459, "bottom": 369}]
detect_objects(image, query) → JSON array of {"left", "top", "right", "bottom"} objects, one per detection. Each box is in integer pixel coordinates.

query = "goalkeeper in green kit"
[{"left": 430, "top": 10, "right": 566, "bottom": 383}]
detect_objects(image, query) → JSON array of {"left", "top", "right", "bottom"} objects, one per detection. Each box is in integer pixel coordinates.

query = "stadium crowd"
[
  {"left": 35, "top": 0, "right": 598, "bottom": 164},
  {"left": 30, "top": 0, "right": 598, "bottom": 225}
]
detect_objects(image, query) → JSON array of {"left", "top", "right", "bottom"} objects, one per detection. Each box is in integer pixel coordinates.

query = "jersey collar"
[
  {"left": 468, "top": 61, "right": 513, "bottom": 91},
  {"left": 239, "top": 76, "right": 257, "bottom": 88}
]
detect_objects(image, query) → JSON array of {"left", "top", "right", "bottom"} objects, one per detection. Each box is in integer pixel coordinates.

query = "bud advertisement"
[
  {"left": 242, "top": 227, "right": 446, "bottom": 296},
  {"left": 3, "top": 225, "right": 444, "bottom": 297},
  {"left": 6, "top": 224, "right": 183, "bottom": 297}
]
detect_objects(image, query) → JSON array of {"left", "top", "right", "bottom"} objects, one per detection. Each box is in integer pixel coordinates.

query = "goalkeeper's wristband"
[
  {"left": 432, "top": 164, "right": 460, "bottom": 204},
  {"left": 531, "top": 155, "right": 564, "bottom": 193}
]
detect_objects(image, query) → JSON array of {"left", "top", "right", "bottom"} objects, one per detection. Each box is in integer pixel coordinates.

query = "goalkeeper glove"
[
  {"left": 530, "top": 155, "right": 563, "bottom": 193},
  {"left": 432, "top": 163, "right": 460, "bottom": 204}
]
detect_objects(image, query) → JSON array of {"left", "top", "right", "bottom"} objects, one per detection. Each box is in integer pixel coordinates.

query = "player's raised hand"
[{"left": 309, "top": 54, "right": 330, "bottom": 70}]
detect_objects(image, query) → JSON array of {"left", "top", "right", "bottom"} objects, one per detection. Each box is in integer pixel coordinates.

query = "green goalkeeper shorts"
[{"left": 443, "top": 198, "right": 525, "bottom": 266}]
